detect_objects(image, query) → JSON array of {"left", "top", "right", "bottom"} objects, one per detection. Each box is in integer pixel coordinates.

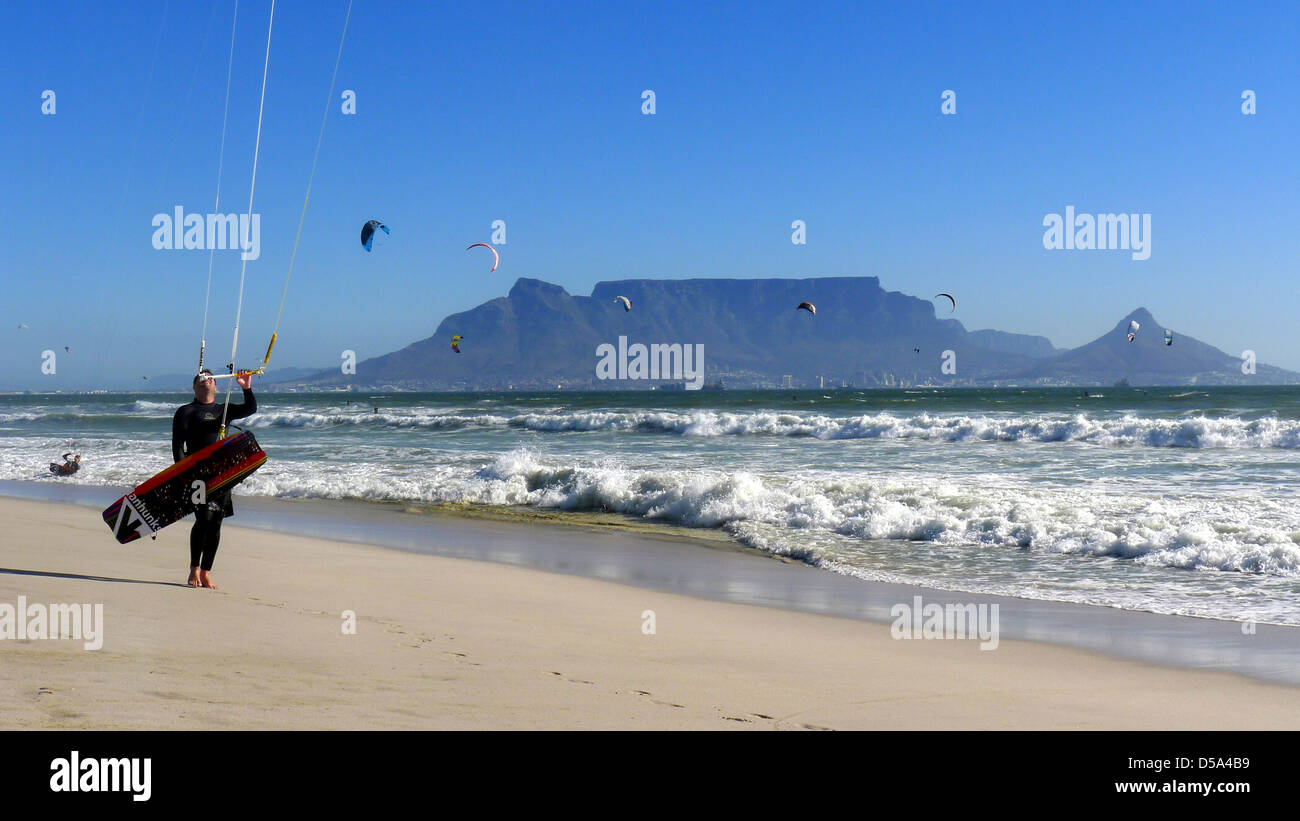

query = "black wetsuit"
[{"left": 172, "top": 389, "right": 257, "bottom": 571}]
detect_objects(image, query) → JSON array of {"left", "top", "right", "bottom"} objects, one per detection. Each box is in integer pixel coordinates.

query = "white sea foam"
[
  {"left": 6, "top": 422, "right": 1300, "bottom": 588},
  {"left": 220, "top": 408, "right": 1300, "bottom": 449},
  {"left": 12, "top": 400, "right": 1300, "bottom": 449},
  {"left": 0, "top": 413, "right": 45, "bottom": 423},
  {"left": 230, "top": 449, "right": 1300, "bottom": 582},
  {"left": 0, "top": 435, "right": 171, "bottom": 484},
  {"left": 5, "top": 395, "right": 1299, "bottom": 624}
]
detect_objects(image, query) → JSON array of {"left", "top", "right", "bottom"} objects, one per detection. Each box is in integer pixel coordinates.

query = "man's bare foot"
[
  {"left": 187, "top": 567, "right": 202, "bottom": 587},
  {"left": 199, "top": 570, "right": 218, "bottom": 590}
]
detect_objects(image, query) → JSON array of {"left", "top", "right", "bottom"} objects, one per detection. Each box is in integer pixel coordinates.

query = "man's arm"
[
  {"left": 225, "top": 387, "right": 258, "bottom": 421},
  {"left": 172, "top": 407, "right": 186, "bottom": 462}
]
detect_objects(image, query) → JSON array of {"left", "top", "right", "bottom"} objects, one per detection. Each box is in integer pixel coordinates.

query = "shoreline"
[
  {"left": 3, "top": 493, "right": 1300, "bottom": 729},
  {"left": 4, "top": 480, "right": 1300, "bottom": 690}
]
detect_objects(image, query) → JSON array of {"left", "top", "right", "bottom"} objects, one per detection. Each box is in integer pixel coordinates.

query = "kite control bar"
[
  {"left": 199, "top": 331, "right": 275, "bottom": 381},
  {"left": 208, "top": 368, "right": 265, "bottom": 381}
]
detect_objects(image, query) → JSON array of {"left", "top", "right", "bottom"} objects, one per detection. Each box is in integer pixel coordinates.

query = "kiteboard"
[{"left": 102, "top": 430, "right": 267, "bottom": 544}]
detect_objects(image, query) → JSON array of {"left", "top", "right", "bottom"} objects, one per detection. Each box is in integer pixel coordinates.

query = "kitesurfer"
[
  {"left": 49, "top": 453, "right": 81, "bottom": 476},
  {"left": 172, "top": 369, "right": 258, "bottom": 589}
]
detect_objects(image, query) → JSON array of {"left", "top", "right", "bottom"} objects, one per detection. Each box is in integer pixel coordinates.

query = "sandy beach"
[{"left": 1, "top": 494, "right": 1298, "bottom": 730}]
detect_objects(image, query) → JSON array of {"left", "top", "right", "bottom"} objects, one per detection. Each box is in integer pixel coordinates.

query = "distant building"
[{"left": 782, "top": 375, "right": 793, "bottom": 389}]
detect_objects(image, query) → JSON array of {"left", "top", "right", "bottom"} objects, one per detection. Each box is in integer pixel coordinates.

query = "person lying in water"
[{"left": 49, "top": 453, "right": 81, "bottom": 475}]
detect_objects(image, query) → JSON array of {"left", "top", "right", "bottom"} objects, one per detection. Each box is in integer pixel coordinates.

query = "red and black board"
[{"left": 102, "top": 431, "right": 267, "bottom": 544}]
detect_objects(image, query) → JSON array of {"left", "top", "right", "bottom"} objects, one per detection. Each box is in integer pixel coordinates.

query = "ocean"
[{"left": 3, "top": 386, "right": 1298, "bottom": 624}]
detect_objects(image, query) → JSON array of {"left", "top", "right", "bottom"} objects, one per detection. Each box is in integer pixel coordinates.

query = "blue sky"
[{"left": 3, "top": 0, "right": 1298, "bottom": 389}]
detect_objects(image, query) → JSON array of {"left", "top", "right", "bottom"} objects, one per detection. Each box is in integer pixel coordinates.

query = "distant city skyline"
[{"left": 4, "top": 0, "right": 1299, "bottom": 390}]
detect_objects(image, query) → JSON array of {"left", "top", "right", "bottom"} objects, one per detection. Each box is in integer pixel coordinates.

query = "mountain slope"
[{"left": 1016, "top": 308, "right": 1291, "bottom": 385}]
